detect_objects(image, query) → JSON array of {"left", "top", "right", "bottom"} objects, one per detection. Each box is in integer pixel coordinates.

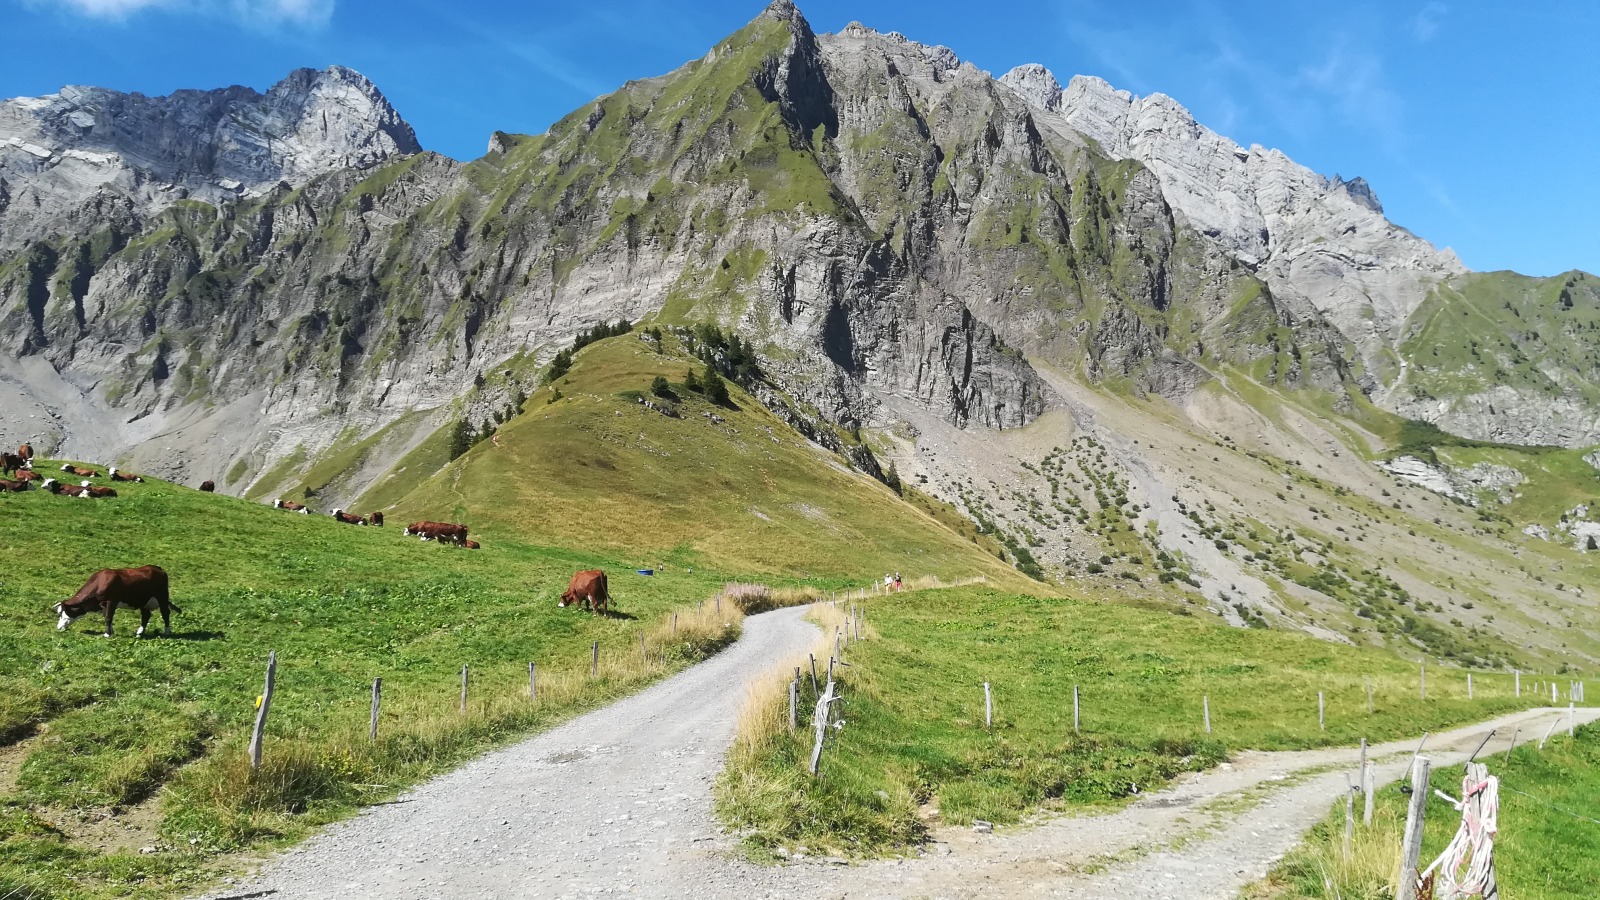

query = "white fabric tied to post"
[{"left": 1421, "top": 764, "right": 1500, "bottom": 900}]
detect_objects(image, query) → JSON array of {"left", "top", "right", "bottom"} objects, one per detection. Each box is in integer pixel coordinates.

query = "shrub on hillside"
[
  {"left": 651, "top": 375, "right": 672, "bottom": 398},
  {"left": 702, "top": 365, "right": 730, "bottom": 406}
]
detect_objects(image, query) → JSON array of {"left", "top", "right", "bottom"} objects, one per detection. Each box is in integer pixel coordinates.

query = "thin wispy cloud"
[
  {"left": 1411, "top": 2, "right": 1447, "bottom": 41},
  {"left": 39, "top": 0, "right": 333, "bottom": 25}
]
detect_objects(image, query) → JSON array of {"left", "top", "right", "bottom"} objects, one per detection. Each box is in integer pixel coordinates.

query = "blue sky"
[{"left": 2, "top": 0, "right": 1595, "bottom": 276}]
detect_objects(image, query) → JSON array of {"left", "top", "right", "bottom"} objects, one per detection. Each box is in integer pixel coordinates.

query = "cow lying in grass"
[
  {"left": 331, "top": 509, "right": 367, "bottom": 525},
  {"left": 60, "top": 464, "right": 98, "bottom": 478},
  {"left": 108, "top": 468, "right": 144, "bottom": 483},
  {"left": 0, "top": 478, "right": 32, "bottom": 492},
  {"left": 41, "top": 478, "right": 90, "bottom": 497},
  {"left": 559, "top": 570, "right": 609, "bottom": 616},
  {"left": 274, "top": 499, "right": 312, "bottom": 513},
  {"left": 56, "top": 565, "right": 180, "bottom": 638}
]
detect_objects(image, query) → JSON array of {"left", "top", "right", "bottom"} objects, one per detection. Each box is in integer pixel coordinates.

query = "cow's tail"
[{"left": 167, "top": 601, "right": 184, "bottom": 613}]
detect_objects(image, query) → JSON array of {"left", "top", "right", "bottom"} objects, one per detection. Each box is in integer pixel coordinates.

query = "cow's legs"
[
  {"left": 160, "top": 601, "right": 173, "bottom": 637},
  {"left": 103, "top": 604, "right": 115, "bottom": 638},
  {"left": 137, "top": 608, "right": 151, "bottom": 638}
]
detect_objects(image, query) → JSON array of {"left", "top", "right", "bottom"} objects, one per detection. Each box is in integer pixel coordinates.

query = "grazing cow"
[
  {"left": 273, "top": 499, "right": 311, "bottom": 513},
  {"left": 42, "top": 478, "right": 90, "bottom": 497},
  {"left": 55, "top": 565, "right": 179, "bottom": 638},
  {"left": 199, "top": 480, "right": 216, "bottom": 492},
  {"left": 559, "top": 570, "right": 610, "bottom": 616},
  {"left": 0, "top": 478, "right": 32, "bottom": 492},
  {"left": 368, "top": 511, "right": 384, "bottom": 527},
  {"left": 331, "top": 509, "right": 367, "bottom": 525},
  {"left": 108, "top": 468, "right": 145, "bottom": 483},
  {"left": 82, "top": 483, "right": 118, "bottom": 498},
  {"left": 18, "top": 443, "right": 34, "bottom": 462},
  {"left": 464, "top": 540, "right": 480, "bottom": 549},
  {"left": 405, "top": 521, "right": 468, "bottom": 545},
  {"left": 1, "top": 453, "right": 25, "bottom": 475}
]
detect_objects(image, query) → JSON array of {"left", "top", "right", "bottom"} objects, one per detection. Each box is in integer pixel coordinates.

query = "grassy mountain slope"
[
  {"left": 366, "top": 331, "right": 1030, "bottom": 584},
  {"left": 0, "top": 470, "right": 759, "bottom": 899}
]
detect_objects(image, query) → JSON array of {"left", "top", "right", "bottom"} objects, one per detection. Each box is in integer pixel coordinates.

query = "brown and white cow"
[
  {"left": 559, "top": 570, "right": 610, "bottom": 616},
  {"left": 368, "top": 511, "right": 384, "bottom": 527},
  {"left": 108, "top": 468, "right": 144, "bottom": 483},
  {"left": 41, "top": 478, "right": 90, "bottom": 497},
  {"left": 18, "top": 443, "right": 33, "bottom": 462},
  {"left": 464, "top": 539, "right": 480, "bottom": 549},
  {"left": 0, "top": 477, "right": 32, "bottom": 492},
  {"left": 56, "top": 565, "right": 179, "bottom": 638},
  {"left": 331, "top": 509, "right": 367, "bottom": 525},
  {"left": 405, "top": 521, "right": 468, "bottom": 545},
  {"left": 199, "top": 480, "right": 215, "bottom": 492},
  {"left": 274, "top": 499, "right": 312, "bottom": 513},
  {"left": 1, "top": 453, "right": 27, "bottom": 475},
  {"left": 14, "top": 470, "right": 40, "bottom": 482},
  {"left": 60, "top": 464, "right": 98, "bottom": 478},
  {"left": 82, "top": 482, "right": 118, "bottom": 498}
]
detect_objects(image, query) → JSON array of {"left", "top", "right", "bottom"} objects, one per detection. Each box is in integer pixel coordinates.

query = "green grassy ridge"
[
  {"left": 0, "top": 470, "right": 758, "bottom": 898},
  {"left": 1258, "top": 722, "right": 1600, "bottom": 900},
  {"left": 720, "top": 586, "right": 1540, "bottom": 856},
  {"left": 374, "top": 332, "right": 1033, "bottom": 585}
]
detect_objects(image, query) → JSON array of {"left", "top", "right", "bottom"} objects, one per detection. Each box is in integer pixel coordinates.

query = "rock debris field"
[{"left": 200, "top": 606, "right": 1598, "bottom": 900}]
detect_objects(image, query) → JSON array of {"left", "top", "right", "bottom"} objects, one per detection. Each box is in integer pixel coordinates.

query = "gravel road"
[{"left": 205, "top": 606, "right": 1597, "bottom": 900}]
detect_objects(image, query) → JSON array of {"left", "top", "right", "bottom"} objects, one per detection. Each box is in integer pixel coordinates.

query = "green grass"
[
  {"left": 719, "top": 586, "right": 1540, "bottom": 856},
  {"left": 1256, "top": 722, "right": 1600, "bottom": 900},
  {"left": 0, "top": 471, "right": 749, "bottom": 898},
  {"left": 376, "top": 333, "right": 1032, "bottom": 584}
]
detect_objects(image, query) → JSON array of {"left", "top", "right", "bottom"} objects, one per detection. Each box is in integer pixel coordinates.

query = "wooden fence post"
[
  {"left": 1504, "top": 726, "right": 1519, "bottom": 764},
  {"left": 1515, "top": 671, "right": 1520, "bottom": 697},
  {"left": 984, "top": 682, "right": 993, "bottom": 729},
  {"left": 249, "top": 651, "right": 276, "bottom": 771},
  {"left": 809, "top": 654, "right": 819, "bottom": 695},
  {"left": 591, "top": 640, "right": 599, "bottom": 678},
  {"left": 1539, "top": 716, "right": 1558, "bottom": 749},
  {"left": 672, "top": 613, "right": 677, "bottom": 637},
  {"left": 529, "top": 661, "right": 537, "bottom": 702},
  {"left": 460, "top": 664, "right": 469, "bottom": 712},
  {"left": 1343, "top": 773, "right": 1355, "bottom": 859},
  {"left": 1571, "top": 702, "right": 1577, "bottom": 737},
  {"left": 1551, "top": 681, "right": 1557, "bottom": 704},
  {"left": 1397, "top": 756, "right": 1431, "bottom": 900},
  {"left": 1364, "top": 764, "right": 1376, "bottom": 827},
  {"left": 1468, "top": 673, "right": 1473, "bottom": 699},
  {"left": 789, "top": 678, "right": 798, "bottom": 733},
  {"left": 1073, "top": 685, "right": 1080, "bottom": 734},
  {"left": 1204, "top": 695, "right": 1211, "bottom": 734},
  {"left": 1319, "top": 691, "right": 1325, "bottom": 731},
  {"left": 369, "top": 677, "right": 381, "bottom": 742}
]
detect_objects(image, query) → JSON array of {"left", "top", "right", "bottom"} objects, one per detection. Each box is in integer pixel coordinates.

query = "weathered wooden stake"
[
  {"left": 672, "top": 613, "right": 677, "bottom": 637},
  {"left": 1343, "top": 773, "right": 1355, "bottom": 859},
  {"left": 1411, "top": 732, "right": 1430, "bottom": 772},
  {"left": 1571, "top": 702, "right": 1577, "bottom": 737},
  {"left": 808, "top": 679, "right": 837, "bottom": 776},
  {"left": 529, "top": 661, "right": 537, "bottom": 702},
  {"left": 1468, "top": 673, "right": 1473, "bottom": 699},
  {"left": 1397, "top": 756, "right": 1432, "bottom": 900},
  {"left": 1551, "top": 681, "right": 1557, "bottom": 703},
  {"left": 1539, "top": 716, "right": 1559, "bottom": 749},
  {"left": 1467, "top": 728, "right": 1496, "bottom": 763},
  {"left": 591, "top": 640, "right": 599, "bottom": 678},
  {"left": 1359, "top": 738, "right": 1372, "bottom": 825},
  {"left": 369, "top": 677, "right": 381, "bottom": 742},
  {"left": 248, "top": 650, "right": 276, "bottom": 771},
  {"left": 1319, "top": 691, "right": 1325, "bottom": 730},
  {"left": 809, "top": 654, "right": 819, "bottom": 695},
  {"left": 1204, "top": 695, "right": 1211, "bottom": 734},
  {"left": 1504, "top": 726, "right": 1519, "bottom": 764},
  {"left": 788, "top": 678, "right": 798, "bottom": 733},
  {"left": 460, "top": 664, "right": 469, "bottom": 712},
  {"left": 984, "top": 682, "right": 993, "bottom": 729},
  {"left": 1515, "top": 670, "right": 1520, "bottom": 697},
  {"left": 1073, "top": 684, "right": 1080, "bottom": 733}
]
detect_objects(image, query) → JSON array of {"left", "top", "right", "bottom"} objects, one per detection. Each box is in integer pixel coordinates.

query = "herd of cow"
[{"left": 11, "top": 445, "right": 614, "bottom": 636}]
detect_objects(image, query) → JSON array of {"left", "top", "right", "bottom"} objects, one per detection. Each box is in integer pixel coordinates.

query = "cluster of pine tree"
[
  {"left": 685, "top": 323, "right": 760, "bottom": 386},
  {"left": 543, "top": 319, "right": 634, "bottom": 384}
]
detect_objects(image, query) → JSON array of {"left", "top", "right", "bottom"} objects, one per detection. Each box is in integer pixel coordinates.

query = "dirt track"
[{"left": 204, "top": 607, "right": 1596, "bottom": 899}]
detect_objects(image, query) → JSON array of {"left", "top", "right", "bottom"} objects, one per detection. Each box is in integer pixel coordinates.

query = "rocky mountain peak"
[
  {"left": 0, "top": 65, "right": 419, "bottom": 249},
  {"left": 998, "top": 63, "right": 1063, "bottom": 112}
]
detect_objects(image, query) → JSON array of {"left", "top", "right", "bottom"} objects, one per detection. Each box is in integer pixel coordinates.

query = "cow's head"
[
  {"left": 60, "top": 463, "right": 72, "bottom": 471},
  {"left": 41, "top": 478, "right": 58, "bottom": 493},
  {"left": 559, "top": 589, "right": 576, "bottom": 608},
  {"left": 274, "top": 499, "right": 284, "bottom": 508},
  {"left": 55, "top": 595, "right": 96, "bottom": 631},
  {"left": 108, "top": 467, "right": 118, "bottom": 476},
  {"left": 332, "top": 508, "right": 343, "bottom": 517}
]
